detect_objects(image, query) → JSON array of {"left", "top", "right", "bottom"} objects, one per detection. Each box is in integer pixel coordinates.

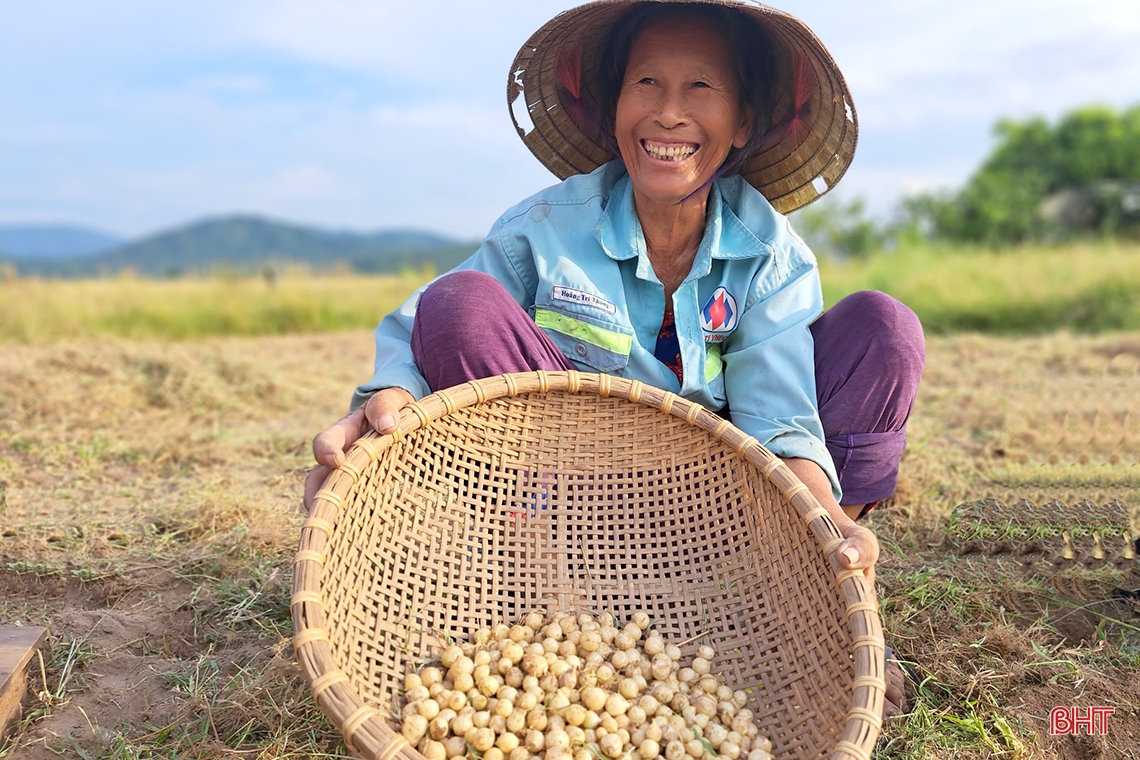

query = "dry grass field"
[{"left": 0, "top": 326, "right": 1138, "bottom": 759}]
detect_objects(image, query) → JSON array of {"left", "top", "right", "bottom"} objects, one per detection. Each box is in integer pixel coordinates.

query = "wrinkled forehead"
[{"left": 622, "top": 12, "right": 740, "bottom": 87}]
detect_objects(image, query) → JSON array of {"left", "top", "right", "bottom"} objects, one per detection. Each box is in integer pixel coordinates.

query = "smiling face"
[{"left": 614, "top": 16, "right": 752, "bottom": 211}]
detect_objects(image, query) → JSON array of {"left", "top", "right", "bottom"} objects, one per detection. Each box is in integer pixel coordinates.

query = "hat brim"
[{"left": 507, "top": 0, "right": 857, "bottom": 214}]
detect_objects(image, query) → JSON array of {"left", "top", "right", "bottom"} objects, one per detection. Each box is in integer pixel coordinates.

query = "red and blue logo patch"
[{"left": 701, "top": 287, "right": 738, "bottom": 339}]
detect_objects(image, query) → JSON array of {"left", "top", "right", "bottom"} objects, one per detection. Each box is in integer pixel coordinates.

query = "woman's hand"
[
  {"left": 780, "top": 458, "right": 903, "bottom": 716},
  {"left": 779, "top": 458, "right": 879, "bottom": 586},
  {"left": 836, "top": 520, "right": 880, "bottom": 589},
  {"left": 302, "top": 387, "right": 415, "bottom": 513}
]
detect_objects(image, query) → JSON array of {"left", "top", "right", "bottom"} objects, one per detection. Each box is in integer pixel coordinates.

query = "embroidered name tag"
[{"left": 552, "top": 286, "right": 617, "bottom": 315}]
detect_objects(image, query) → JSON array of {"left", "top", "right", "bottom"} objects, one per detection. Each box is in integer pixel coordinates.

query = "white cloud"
[
  {"left": 184, "top": 74, "right": 271, "bottom": 96},
  {"left": 0, "top": 1, "right": 242, "bottom": 62},
  {"left": 829, "top": 0, "right": 1140, "bottom": 122},
  {"left": 233, "top": 0, "right": 572, "bottom": 93},
  {"left": 2, "top": 0, "right": 1139, "bottom": 238}
]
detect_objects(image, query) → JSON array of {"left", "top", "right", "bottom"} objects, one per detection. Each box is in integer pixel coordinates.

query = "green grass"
[
  {"left": 819, "top": 240, "right": 1140, "bottom": 334},
  {"left": 2, "top": 242, "right": 1139, "bottom": 343},
  {"left": 0, "top": 267, "right": 433, "bottom": 343}
]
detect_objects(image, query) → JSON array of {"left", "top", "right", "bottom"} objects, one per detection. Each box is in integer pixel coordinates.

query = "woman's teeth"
[{"left": 643, "top": 142, "right": 697, "bottom": 161}]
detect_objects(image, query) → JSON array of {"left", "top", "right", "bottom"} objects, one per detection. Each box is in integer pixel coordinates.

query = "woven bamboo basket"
[{"left": 293, "top": 371, "right": 885, "bottom": 760}]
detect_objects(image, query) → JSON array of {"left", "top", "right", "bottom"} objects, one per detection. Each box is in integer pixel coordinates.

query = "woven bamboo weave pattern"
[{"left": 293, "top": 371, "right": 884, "bottom": 760}]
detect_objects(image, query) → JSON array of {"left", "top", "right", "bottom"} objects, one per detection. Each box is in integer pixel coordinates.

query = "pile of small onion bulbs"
[{"left": 399, "top": 610, "right": 774, "bottom": 760}]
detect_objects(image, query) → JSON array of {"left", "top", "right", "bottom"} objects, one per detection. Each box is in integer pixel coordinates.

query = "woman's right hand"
[{"left": 302, "top": 387, "right": 415, "bottom": 513}]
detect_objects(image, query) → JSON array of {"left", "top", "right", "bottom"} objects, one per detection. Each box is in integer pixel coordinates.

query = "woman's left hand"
[
  {"left": 780, "top": 457, "right": 880, "bottom": 588},
  {"left": 835, "top": 520, "right": 880, "bottom": 589}
]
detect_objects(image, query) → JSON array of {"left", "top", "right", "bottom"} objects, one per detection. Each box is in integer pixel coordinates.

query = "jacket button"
[{"left": 575, "top": 343, "right": 588, "bottom": 356}]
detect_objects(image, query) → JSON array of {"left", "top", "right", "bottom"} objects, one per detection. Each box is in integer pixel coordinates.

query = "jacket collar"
[{"left": 594, "top": 167, "right": 774, "bottom": 275}]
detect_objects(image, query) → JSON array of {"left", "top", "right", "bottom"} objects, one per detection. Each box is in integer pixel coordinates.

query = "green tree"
[
  {"left": 793, "top": 197, "right": 886, "bottom": 259},
  {"left": 906, "top": 104, "right": 1140, "bottom": 245}
]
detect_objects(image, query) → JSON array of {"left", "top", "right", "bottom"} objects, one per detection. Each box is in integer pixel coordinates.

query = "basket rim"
[{"left": 292, "top": 370, "right": 885, "bottom": 760}]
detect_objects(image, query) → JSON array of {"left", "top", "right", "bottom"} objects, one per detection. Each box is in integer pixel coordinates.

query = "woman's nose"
[{"left": 654, "top": 88, "right": 688, "bottom": 128}]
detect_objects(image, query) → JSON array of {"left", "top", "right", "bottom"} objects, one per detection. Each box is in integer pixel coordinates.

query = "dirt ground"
[{"left": 0, "top": 330, "right": 1137, "bottom": 758}]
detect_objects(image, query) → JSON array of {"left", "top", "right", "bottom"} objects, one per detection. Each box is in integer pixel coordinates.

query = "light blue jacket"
[{"left": 353, "top": 162, "right": 840, "bottom": 499}]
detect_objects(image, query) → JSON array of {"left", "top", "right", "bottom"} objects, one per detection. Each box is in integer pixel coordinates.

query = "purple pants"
[{"left": 410, "top": 271, "right": 925, "bottom": 509}]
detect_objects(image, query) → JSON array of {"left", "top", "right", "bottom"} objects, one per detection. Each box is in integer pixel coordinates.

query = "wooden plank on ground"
[{"left": 0, "top": 626, "right": 48, "bottom": 741}]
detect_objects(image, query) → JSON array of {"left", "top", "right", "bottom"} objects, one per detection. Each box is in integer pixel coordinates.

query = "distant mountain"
[
  {"left": 3, "top": 215, "right": 480, "bottom": 278},
  {"left": 0, "top": 223, "right": 124, "bottom": 259},
  {"left": 362, "top": 230, "right": 459, "bottom": 248}
]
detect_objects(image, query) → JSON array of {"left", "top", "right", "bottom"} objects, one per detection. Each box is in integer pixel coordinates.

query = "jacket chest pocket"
[{"left": 534, "top": 307, "right": 632, "bottom": 373}]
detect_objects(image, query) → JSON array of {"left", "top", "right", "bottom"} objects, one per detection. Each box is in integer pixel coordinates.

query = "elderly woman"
[{"left": 305, "top": 0, "right": 923, "bottom": 717}]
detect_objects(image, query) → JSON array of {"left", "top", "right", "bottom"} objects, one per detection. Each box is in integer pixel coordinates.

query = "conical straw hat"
[{"left": 507, "top": 0, "right": 858, "bottom": 214}]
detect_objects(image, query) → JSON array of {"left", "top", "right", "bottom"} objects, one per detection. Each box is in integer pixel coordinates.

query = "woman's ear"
[{"left": 733, "top": 105, "right": 755, "bottom": 149}]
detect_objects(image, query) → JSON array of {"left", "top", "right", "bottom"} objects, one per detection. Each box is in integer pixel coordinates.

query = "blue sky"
[{"left": 3, "top": 0, "right": 1139, "bottom": 240}]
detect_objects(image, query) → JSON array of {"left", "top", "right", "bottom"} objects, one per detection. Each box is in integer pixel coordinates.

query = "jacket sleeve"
[
  {"left": 349, "top": 219, "right": 539, "bottom": 411},
  {"left": 721, "top": 253, "right": 841, "bottom": 502}
]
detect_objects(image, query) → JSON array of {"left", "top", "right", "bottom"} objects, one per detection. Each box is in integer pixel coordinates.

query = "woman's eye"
[
  {"left": 638, "top": 77, "right": 655, "bottom": 85},
  {"left": 693, "top": 81, "right": 710, "bottom": 88}
]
